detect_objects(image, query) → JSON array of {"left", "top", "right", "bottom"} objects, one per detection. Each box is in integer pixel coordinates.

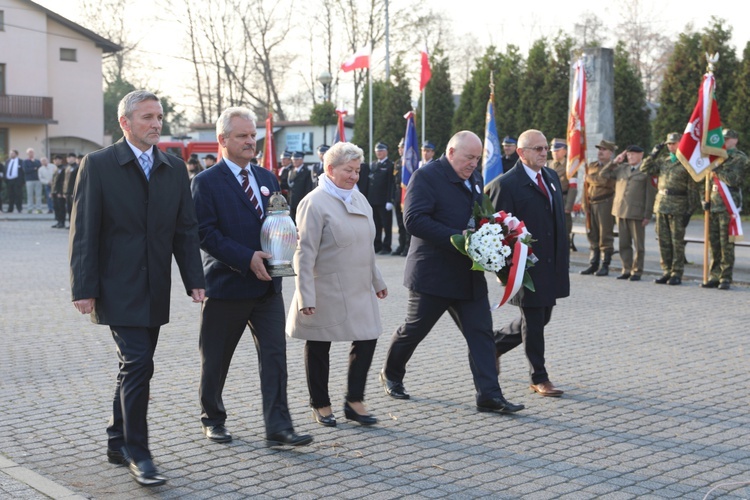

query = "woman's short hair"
[
  {"left": 216, "top": 107, "right": 257, "bottom": 139},
  {"left": 324, "top": 142, "right": 364, "bottom": 169}
]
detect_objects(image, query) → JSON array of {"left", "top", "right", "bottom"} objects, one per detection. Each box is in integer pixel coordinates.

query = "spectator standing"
[
  {"left": 23, "top": 148, "right": 43, "bottom": 213},
  {"left": 38, "top": 156, "right": 57, "bottom": 213},
  {"left": 4, "top": 150, "right": 24, "bottom": 212},
  {"left": 367, "top": 142, "right": 395, "bottom": 255}
]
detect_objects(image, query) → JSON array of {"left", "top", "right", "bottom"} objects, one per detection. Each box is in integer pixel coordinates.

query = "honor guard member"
[
  {"left": 288, "top": 151, "right": 313, "bottom": 221},
  {"left": 580, "top": 139, "right": 617, "bottom": 276},
  {"left": 368, "top": 142, "right": 395, "bottom": 255},
  {"left": 311, "top": 144, "right": 329, "bottom": 187},
  {"left": 418, "top": 140, "right": 436, "bottom": 168},
  {"left": 501, "top": 136, "right": 519, "bottom": 174},
  {"left": 701, "top": 129, "right": 748, "bottom": 290},
  {"left": 640, "top": 132, "right": 699, "bottom": 285},
  {"left": 392, "top": 138, "right": 409, "bottom": 256},
  {"left": 547, "top": 138, "right": 577, "bottom": 253}
]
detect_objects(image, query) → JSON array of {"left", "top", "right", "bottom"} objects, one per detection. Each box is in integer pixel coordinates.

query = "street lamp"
[{"left": 318, "top": 70, "right": 333, "bottom": 145}]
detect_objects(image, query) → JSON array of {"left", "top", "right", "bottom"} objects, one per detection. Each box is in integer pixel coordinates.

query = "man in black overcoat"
[{"left": 368, "top": 142, "right": 395, "bottom": 254}]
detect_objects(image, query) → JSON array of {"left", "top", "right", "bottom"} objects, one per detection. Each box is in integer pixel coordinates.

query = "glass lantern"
[{"left": 260, "top": 192, "right": 297, "bottom": 277}]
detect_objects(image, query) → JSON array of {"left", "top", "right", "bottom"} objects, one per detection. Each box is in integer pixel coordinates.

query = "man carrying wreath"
[
  {"left": 486, "top": 129, "right": 570, "bottom": 397},
  {"left": 380, "top": 131, "right": 524, "bottom": 414}
]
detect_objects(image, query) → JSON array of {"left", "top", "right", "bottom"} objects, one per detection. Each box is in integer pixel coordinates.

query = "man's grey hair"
[
  {"left": 216, "top": 107, "right": 257, "bottom": 139},
  {"left": 517, "top": 129, "right": 545, "bottom": 148},
  {"left": 324, "top": 142, "right": 364, "bottom": 168},
  {"left": 118, "top": 90, "right": 160, "bottom": 119}
]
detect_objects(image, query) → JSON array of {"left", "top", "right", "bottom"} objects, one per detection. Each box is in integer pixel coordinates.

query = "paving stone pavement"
[{"left": 1, "top": 217, "right": 749, "bottom": 499}]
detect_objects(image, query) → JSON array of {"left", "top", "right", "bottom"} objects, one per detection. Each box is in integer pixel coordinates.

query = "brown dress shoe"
[{"left": 529, "top": 381, "right": 564, "bottom": 397}]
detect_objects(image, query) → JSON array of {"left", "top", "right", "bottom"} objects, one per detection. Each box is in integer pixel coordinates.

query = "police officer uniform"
[
  {"left": 368, "top": 142, "right": 395, "bottom": 254},
  {"left": 311, "top": 145, "right": 329, "bottom": 187},
  {"left": 501, "top": 136, "right": 519, "bottom": 174},
  {"left": 288, "top": 151, "right": 313, "bottom": 220}
]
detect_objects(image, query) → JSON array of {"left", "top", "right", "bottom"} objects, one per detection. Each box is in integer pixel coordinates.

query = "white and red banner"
[
  {"left": 491, "top": 211, "right": 531, "bottom": 309},
  {"left": 262, "top": 113, "right": 277, "bottom": 175},
  {"left": 712, "top": 174, "right": 744, "bottom": 241},
  {"left": 341, "top": 48, "right": 370, "bottom": 73},
  {"left": 566, "top": 58, "right": 587, "bottom": 179},
  {"left": 333, "top": 109, "right": 347, "bottom": 144},
  {"left": 419, "top": 47, "right": 432, "bottom": 92},
  {"left": 676, "top": 73, "right": 728, "bottom": 181}
]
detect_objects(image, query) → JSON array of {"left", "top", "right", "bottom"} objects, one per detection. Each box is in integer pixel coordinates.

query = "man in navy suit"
[
  {"left": 191, "top": 107, "right": 312, "bottom": 448},
  {"left": 486, "top": 129, "right": 570, "bottom": 397},
  {"left": 380, "top": 131, "right": 524, "bottom": 414}
]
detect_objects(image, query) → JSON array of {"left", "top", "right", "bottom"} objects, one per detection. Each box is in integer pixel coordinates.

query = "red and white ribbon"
[
  {"left": 492, "top": 240, "right": 528, "bottom": 309},
  {"left": 712, "top": 174, "right": 744, "bottom": 242}
]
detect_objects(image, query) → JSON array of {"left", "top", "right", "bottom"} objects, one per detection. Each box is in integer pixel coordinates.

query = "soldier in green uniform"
[
  {"left": 640, "top": 132, "right": 699, "bottom": 285},
  {"left": 547, "top": 138, "right": 578, "bottom": 255},
  {"left": 701, "top": 129, "right": 748, "bottom": 290},
  {"left": 580, "top": 140, "right": 616, "bottom": 276}
]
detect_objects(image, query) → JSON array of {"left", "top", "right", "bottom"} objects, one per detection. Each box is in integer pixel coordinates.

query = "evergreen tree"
[
  {"left": 104, "top": 76, "right": 137, "bottom": 142},
  {"left": 540, "top": 34, "right": 574, "bottom": 140},
  {"left": 453, "top": 46, "right": 500, "bottom": 138},
  {"left": 519, "top": 39, "right": 550, "bottom": 132},
  {"left": 613, "top": 42, "right": 652, "bottom": 150},
  {"left": 652, "top": 31, "right": 703, "bottom": 141},
  {"left": 700, "top": 17, "right": 738, "bottom": 119},
  {"left": 416, "top": 47, "right": 454, "bottom": 156},
  {"left": 726, "top": 41, "right": 750, "bottom": 145},
  {"left": 376, "top": 61, "right": 413, "bottom": 162},
  {"left": 352, "top": 79, "right": 386, "bottom": 157},
  {"left": 493, "top": 46, "right": 524, "bottom": 140}
]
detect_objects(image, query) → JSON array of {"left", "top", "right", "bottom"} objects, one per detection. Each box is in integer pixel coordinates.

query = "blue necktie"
[{"left": 139, "top": 153, "right": 152, "bottom": 180}]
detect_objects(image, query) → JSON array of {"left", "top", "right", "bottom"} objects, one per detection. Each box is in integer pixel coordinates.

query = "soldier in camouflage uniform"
[
  {"left": 640, "top": 132, "right": 700, "bottom": 285},
  {"left": 701, "top": 129, "right": 748, "bottom": 290},
  {"left": 547, "top": 138, "right": 578, "bottom": 256},
  {"left": 580, "top": 139, "right": 616, "bottom": 276}
]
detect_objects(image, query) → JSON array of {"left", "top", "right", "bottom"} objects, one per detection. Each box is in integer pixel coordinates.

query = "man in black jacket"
[
  {"left": 368, "top": 142, "right": 395, "bottom": 254},
  {"left": 288, "top": 151, "right": 313, "bottom": 220},
  {"left": 501, "top": 136, "right": 519, "bottom": 173}
]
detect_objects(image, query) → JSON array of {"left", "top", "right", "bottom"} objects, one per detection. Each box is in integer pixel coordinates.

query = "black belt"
[
  {"left": 562, "top": 191, "right": 568, "bottom": 195},
  {"left": 589, "top": 193, "right": 614, "bottom": 202},
  {"left": 658, "top": 189, "right": 687, "bottom": 196}
]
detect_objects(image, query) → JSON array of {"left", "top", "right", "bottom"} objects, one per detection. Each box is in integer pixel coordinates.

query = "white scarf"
[{"left": 319, "top": 170, "right": 355, "bottom": 204}]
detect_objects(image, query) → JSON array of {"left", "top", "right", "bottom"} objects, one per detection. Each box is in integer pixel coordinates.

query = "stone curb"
[{"left": 0, "top": 455, "right": 87, "bottom": 500}]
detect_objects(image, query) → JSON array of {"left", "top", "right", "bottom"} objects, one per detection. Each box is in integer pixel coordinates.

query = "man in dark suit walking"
[
  {"left": 380, "top": 131, "right": 524, "bottom": 414},
  {"left": 69, "top": 90, "right": 206, "bottom": 487},
  {"left": 191, "top": 107, "right": 312, "bottom": 449},
  {"left": 486, "top": 129, "right": 570, "bottom": 397}
]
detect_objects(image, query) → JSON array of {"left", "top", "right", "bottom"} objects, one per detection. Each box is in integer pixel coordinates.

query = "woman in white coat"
[{"left": 286, "top": 142, "right": 387, "bottom": 426}]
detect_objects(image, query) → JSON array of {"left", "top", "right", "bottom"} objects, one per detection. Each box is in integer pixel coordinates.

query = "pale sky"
[{"left": 34, "top": 0, "right": 749, "bottom": 121}]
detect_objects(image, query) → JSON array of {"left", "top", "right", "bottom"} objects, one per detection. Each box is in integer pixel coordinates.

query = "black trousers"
[
  {"left": 394, "top": 203, "right": 409, "bottom": 250},
  {"left": 494, "top": 306, "right": 553, "bottom": 385},
  {"left": 371, "top": 204, "right": 393, "bottom": 252},
  {"left": 53, "top": 196, "right": 66, "bottom": 225},
  {"left": 383, "top": 290, "right": 503, "bottom": 402},
  {"left": 199, "top": 292, "right": 293, "bottom": 436},
  {"left": 304, "top": 339, "right": 377, "bottom": 408},
  {"left": 107, "top": 325, "right": 160, "bottom": 463},
  {"left": 5, "top": 178, "right": 23, "bottom": 212}
]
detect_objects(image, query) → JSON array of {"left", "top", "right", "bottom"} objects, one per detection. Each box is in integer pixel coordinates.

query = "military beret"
[
  {"left": 723, "top": 128, "right": 739, "bottom": 139},
  {"left": 375, "top": 142, "right": 388, "bottom": 151},
  {"left": 550, "top": 138, "right": 567, "bottom": 151},
  {"left": 666, "top": 132, "right": 680, "bottom": 144},
  {"left": 595, "top": 139, "right": 617, "bottom": 151},
  {"left": 317, "top": 144, "right": 330, "bottom": 153},
  {"left": 281, "top": 151, "right": 292, "bottom": 159},
  {"left": 626, "top": 145, "right": 644, "bottom": 153},
  {"left": 422, "top": 141, "right": 435, "bottom": 150},
  {"left": 292, "top": 151, "right": 305, "bottom": 159},
  {"left": 501, "top": 136, "right": 517, "bottom": 145}
]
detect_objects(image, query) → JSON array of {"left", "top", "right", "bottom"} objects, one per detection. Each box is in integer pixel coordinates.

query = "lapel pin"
[{"left": 260, "top": 186, "right": 270, "bottom": 196}]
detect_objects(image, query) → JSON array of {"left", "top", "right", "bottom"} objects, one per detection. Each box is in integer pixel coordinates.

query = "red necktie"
[
  {"left": 240, "top": 169, "right": 263, "bottom": 218},
  {"left": 536, "top": 172, "right": 550, "bottom": 200}
]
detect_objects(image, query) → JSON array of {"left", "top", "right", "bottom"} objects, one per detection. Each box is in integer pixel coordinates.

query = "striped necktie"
[
  {"left": 138, "top": 153, "right": 152, "bottom": 180},
  {"left": 240, "top": 168, "right": 263, "bottom": 218}
]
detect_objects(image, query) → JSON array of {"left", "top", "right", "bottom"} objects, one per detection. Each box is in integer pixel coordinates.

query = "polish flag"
[
  {"left": 419, "top": 47, "right": 432, "bottom": 91},
  {"left": 341, "top": 48, "right": 370, "bottom": 72},
  {"left": 566, "top": 58, "right": 587, "bottom": 179}
]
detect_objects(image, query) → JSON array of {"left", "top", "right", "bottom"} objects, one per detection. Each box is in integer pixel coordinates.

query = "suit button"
[{"left": 141, "top": 266, "right": 147, "bottom": 271}]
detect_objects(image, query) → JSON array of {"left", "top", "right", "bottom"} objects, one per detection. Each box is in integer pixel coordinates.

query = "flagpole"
[
  {"left": 421, "top": 89, "right": 425, "bottom": 145},
  {"left": 702, "top": 53, "right": 716, "bottom": 284},
  {"left": 368, "top": 66, "right": 373, "bottom": 165}
]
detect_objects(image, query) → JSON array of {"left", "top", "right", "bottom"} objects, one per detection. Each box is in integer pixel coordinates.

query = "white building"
[{"left": 0, "top": 0, "right": 120, "bottom": 159}]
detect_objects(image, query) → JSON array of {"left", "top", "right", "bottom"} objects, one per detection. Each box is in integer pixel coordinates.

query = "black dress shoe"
[
  {"left": 718, "top": 282, "right": 731, "bottom": 290},
  {"left": 380, "top": 371, "right": 410, "bottom": 399},
  {"left": 616, "top": 273, "right": 631, "bottom": 280},
  {"left": 476, "top": 396, "right": 525, "bottom": 414},
  {"left": 343, "top": 402, "right": 377, "bottom": 426},
  {"left": 312, "top": 408, "right": 337, "bottom": 427},
  {"left": 202, "top": 424, "right": 232, "bottom": 443},
  {"left": 400, "top": 248, "right": 409, "bottom": 256},
  {"left": 628, "top": 274, "right": 641, "bottom": 281},
  {"left": 391, "top": 247, "right": 403, "bottom": 256},
  {"left": 654, "top": 274, "right": 670, "bottom": 284},
  {"left": 701, "top": 280, "right": 719, "bottom": 288},
  {"left": 266, "top": 429, "right": 313, "bottom": 447},
  {"left": 667, "top": 276, "right": 681, "bottom": 285},
  {"left": 107, "top": 446, "right": 130, "bottom": 465},
  {"left": 129, "top": 459, "right": 166, "bottom": 487},
  {"left": 377, "top": 249, "right": 392, "bottom": 255}
]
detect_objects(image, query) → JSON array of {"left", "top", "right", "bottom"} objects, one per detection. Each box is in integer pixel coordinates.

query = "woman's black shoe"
[
  {"left": 312, "top": 408, "right": 337, "bottom": 427},
  {"left": 344, "top": 402, "right": 377, "bottom": 426}
]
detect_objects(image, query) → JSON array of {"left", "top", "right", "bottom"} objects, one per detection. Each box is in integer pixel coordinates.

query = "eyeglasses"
[{"left": 523, "top": 146, "right": 549, "bottom": 153}]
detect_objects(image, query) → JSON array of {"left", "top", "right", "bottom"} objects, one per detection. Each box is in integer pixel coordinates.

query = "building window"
[
  {"left": 60, "top": 48, "right": 77, "bottom": 62},
  {"left": 0, "top": 10, "right": 5, "bottom": 31},
  {"left": 0, "top": 64, "right": 5, "bottom": 95}
]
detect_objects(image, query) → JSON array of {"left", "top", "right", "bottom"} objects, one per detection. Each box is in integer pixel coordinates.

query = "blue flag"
[
  {"left": 401, "top": 111, "right": 419, "bottom": 205},
  {"left": 482, "top": 96, "right": 502, "bottom": 188}
]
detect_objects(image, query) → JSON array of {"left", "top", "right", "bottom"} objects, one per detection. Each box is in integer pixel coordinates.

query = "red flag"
[
  {"left": 263, "top": 113, "right": 277, "bottom": 175},
  {"left": 333, "top": 109, "right": 347, "bottom": 144},
  {"left": 341, "top": 48, "right": 370, "bottom": 72},
  {"left": 676, "top": 72, "right": 727, "bottom": 181},
  {"left": 419, "top": 47, "right": 432, "bottom": 92},
  {"left": 566, "top": 58, "right": 587, "bottom": 179}
]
